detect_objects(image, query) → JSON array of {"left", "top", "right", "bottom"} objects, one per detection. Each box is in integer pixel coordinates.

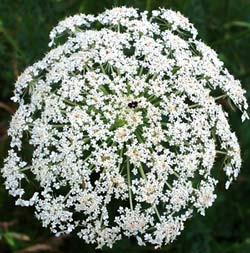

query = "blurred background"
[{"left": 0, "top": 0, "right": 250, "bottom": 252}]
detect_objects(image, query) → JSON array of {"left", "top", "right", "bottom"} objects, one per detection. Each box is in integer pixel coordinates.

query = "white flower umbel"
[{"left": 1, "top": 7, "right": 248, "bottom": 248}]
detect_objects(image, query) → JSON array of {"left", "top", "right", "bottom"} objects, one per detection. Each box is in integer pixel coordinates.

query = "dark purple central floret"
[{"left": 128, "top": 101, "right": 138, "bottom": 108}]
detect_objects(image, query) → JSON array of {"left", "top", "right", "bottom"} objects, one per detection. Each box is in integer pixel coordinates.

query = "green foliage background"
[{"left": 0, "top": 0, "right": 250, "bottom": 252}]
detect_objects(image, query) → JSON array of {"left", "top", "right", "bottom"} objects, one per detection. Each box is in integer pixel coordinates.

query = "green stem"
[
  {"left": 148, "top": 94, "right": 155, "bottom": 101},
  {"left": 154, "top": 206, "right": 161, "bottom": 221},
  {"left": 19, "top": 166, "right": 32, "bottom": 172},
  {"left": 118, "top": 147, "right": 124, "bottom": 173},
  {"left": 51, "top": 124, "right": 69, "bottom": 128},
  {"left": 139, "top": 164, "right": 147, "bottom": 180},
  {"left": 63, "top": 190, "right": 72, "bottom": 202},
  {"left": 166, "top": 181, "right": 172, "bottom": 190},
  {"left": 139, "top": 163, "right": 161, "bottom": 221},
  {"left": 161, "top": 122, "right": 168, "bottom": 126},
  {"left": 99, "top": 85, "right": 109, "bottom": 95},
  {"left": 139, "top": 66, "right": 144, "bottom": 76},
  {"left": 100, "top": 63, "right": 106, "bottom": 74},
  {"left": 189, "top": 104, "right": 200, "bottom": 109},
  {"left": 135, "top": 129, "right": 144, "bottom": 143},
  {"left": 215, "top": 94, "right": 228, "bottom": 100},
  {"left": 172, "top": 170, "right": 180, "bottom": 179},
  {"left": 63, "top": 99, "right": 79, "bottom": 106},
  {"left": 127, "top": 158, "right": 134, "bottom": 210},
  {"left": 216, "top": 150, "right": 228, "bottom": 155},
  {"left": 83, "top": 153, "right": 92, "bottom": 162},
  {"left": 146, "top": 0, "right": 151, "bottom": 11}
]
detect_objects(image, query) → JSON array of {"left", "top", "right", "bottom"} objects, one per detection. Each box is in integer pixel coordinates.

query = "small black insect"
[{"left": 128, "top": 101, "right": 138, "bottom": 108}]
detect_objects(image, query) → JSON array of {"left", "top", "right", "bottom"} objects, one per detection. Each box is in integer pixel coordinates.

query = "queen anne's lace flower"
[{"left": 1, "top": 7, "right": 248, "bottom": 248}]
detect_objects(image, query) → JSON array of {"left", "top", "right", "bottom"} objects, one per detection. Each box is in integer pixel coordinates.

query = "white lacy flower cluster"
[{"left": 1, "top": 7, "right": 248, "bottom": 248}]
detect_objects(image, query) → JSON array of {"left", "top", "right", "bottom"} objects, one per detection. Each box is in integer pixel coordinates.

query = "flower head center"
[{"left": 128, "top": 101, "right": 138, "bottom": 108}]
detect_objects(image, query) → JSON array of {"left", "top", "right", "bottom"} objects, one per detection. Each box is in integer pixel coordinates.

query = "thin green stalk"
[
  {"left": 139, "top": 163, "right": 161, "bottom": 221},
  {"left": 19, "top": 166, "right": 32, "bottom": 172},
  {"left": 154, "top": 206, "right": 161, "bottom": 221},
  {"left": 139, "top": 66, "right": 144, "bottom": 76},
  {"left": 100, "top": 63, "right": 106, "bottom": 74},
  {"left": 135, "top": 129, "right": 144, "bottom": 143},
  {"left": 118, "top": 147, "right": 124, "bottom": 173},
  {"left": 63, "top": 190, "right": 72, "bottom": 202},
  {"left": 90, "top": 164, "right": 95, "bottom": 171},
  {"left": 83, "top": 153, "right": 92, "bottom": 162},
  {"left": 152, "top": 73, "right": 158, "bottom": 80},
  {"left": 189, "top": 104, "right": 200, "bottom": 109},
  {"left": 148, "top": 94, "right": 155, "bottom": 101},
  {"left": 139, "top": 164, "right": 147, "bottom": 180},
  {"left": 127, "top": 158, "right": 134, "bottom": 210},
  {"left": 215, "top": 94, "right": 228, "bottom": 100},
  {"left": 63, "top": 99, "right": 79, "bottom": 106},
  {"left": 216, "top": 150, "right": 228, "bottom": 155},
  {"left": 166, "top": 181, "right": 172, "bottom": 190},
  {"left": 52, "top": 124, "right": 69, "bottom": 128},
  {"left": 189, "top": 94, "right": 228, "bottom": 108},
  {"left": 161, "top": 122, "right": 168, "bottom": 126},
  {"left": 146, "top": 0, "right": 151, "bottom": 11},
  {"left": 172, "top": 170, "right": 180, "bottom": 179},
  {"left": 99, "top": 85, "right": 109, "bottom": 95}
]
